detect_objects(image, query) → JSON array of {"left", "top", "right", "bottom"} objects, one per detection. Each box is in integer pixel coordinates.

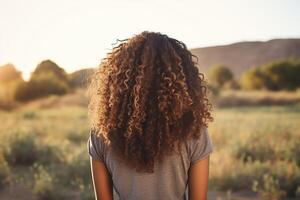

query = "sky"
[{"left": 1, "top": 0, "right": 300, "bottom": 80}]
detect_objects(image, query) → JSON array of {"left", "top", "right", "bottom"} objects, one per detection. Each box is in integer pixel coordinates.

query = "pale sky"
[{"left": 1, "top": 0, "right": 300, "bottom": 80}]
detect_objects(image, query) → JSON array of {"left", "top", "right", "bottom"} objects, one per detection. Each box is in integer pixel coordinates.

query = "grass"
[
  {"left": 0, "top": 105, "right": 92, "bottom": 199},
  {"left": 0, "top": 91, "right": 299, "bottom": 199},
  {"left": 212, "top": 90, "right": 300, "bottom": 107},
  {"left": 209, "top": 104, "right": 300, "bottom": 199}
]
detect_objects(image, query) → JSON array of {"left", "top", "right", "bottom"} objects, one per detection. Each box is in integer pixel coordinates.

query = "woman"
[{"left": 87, "top": 31, "right": 214, "bottom": 200}]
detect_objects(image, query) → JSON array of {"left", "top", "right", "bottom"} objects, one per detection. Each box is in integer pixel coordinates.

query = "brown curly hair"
[{"left": 87, "top": 31, "right": 213, "bottom": 173}]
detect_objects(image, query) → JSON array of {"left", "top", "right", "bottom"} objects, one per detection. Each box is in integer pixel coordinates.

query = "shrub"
[
  {"left": 240, "top": 59, "right": 300, "bottom": 91},
  {"left": 31, "top": 163, "right": 56, "bottom": 200},
  {"left": 0, "top": 64, "right": 23, "bottom": 110},
  {"left": 208, "top": 65, "right": 234, "bottom": 88},
  {"left": 66, "top": 130, "right": 88, "bottom": 144},
  {"left": 73, "top": 178, "right": 94, "bottom": 200},
  {"left": 0, "top": 63, "right": 23, "bottom": 83},
  {"left": 252, "top": 174, "right": 286, "bottom": 200},
  {"left": 232, "top": 136, "right": 276, "bottom": 162},
  {"left": 290, "top": 139, "right": 300, "bottom": 166},
  {"left": 296, "top": 187, "right": 300, "bottom": 198},
  {"left": 207, "top": 83, "right": 220, "bottom": 97},
  {"left": 65, "top": 147, "right": 94, "bottom": 200},
  {"left": 14, "top": 73, "right": 69, "bottom": 102},
  {"left": 32, "top": 60, "right": 69, "bottom": 83},
  {"left": 223, "top": 79, "right": 240, "bottom": 90},
  {"left": 240, "top": 67, "right": 270, "bottom": 90},
  {"left": 262, "top": 60, "right": 300, "bottom": 91},
  {"left": 251, "top": 160, "right": 300, "bottom": 198},
  {"left": 64, "top": 147, "right": 91, "bottom": 187},
  {"left": 22, "top": 111, "right": 38, "bottom": 119},
  {"left": 211, "top": 159, "right": 300, "bottom": 198},
  {"left": 210, "top": 159, "right": 270, "bottom": 191},
  {"left": 0, "top": 154, "right": 11, "bottom": 188},
  {"left": 232, "top": 132, "right": 300, "bottom": 166},
  {"left": 36, "top": 142, "right": 66, "bottom": 165},
  {"left": 3, "top": 129, "right": 38, "bottom": 166}
]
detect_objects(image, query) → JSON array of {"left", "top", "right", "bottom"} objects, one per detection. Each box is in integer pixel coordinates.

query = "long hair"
[{"left": 87, "top": 31, "right": 213, "bottom": 173}]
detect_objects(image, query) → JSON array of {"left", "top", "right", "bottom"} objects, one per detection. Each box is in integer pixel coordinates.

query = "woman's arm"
[
  {"left": 90, "top": 157, "right": 114, "bottom": 200},
  {"left": 188, "top": 155, "right": 210, "bottom": 200}
]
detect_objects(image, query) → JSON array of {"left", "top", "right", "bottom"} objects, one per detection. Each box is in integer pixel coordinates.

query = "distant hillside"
[{"left": 190, "top": 38, "right": 300, "bottom": 76}]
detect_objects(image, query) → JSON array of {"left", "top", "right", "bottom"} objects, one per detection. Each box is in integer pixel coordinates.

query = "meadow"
[
  {"left": 209, "top": 104, "right": 300, "bottom": 199},
  {"left": 0, "top": 90, "right": 299, "bottom": 200}
]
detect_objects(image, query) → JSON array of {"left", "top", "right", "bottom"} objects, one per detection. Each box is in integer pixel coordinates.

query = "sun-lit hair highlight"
[{"left": 87, "top": 31, "right": 213, "bottom": 173}]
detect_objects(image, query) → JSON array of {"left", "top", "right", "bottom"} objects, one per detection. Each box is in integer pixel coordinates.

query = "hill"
[{"left": 190, "top": 38, "right": 300, "bottom": 76}]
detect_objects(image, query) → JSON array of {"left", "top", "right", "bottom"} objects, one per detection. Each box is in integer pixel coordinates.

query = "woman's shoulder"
[
  {"left": 184, "top": 126, "right": 214, "bottom": 164},
  {"left": 87, "top": 129, "right": 108, "bottom": 162}
]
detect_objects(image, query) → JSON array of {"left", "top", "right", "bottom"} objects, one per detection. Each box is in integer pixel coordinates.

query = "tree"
[
  {"left": 0, "top": 64, "right": 23, "bottom": 108},
  {"left": 223, "top": 79, "right": 240, "bottom": 90},
  {"left": 262, "top": 60, "right": 300, "bottom": 91},
  {"left": 14, "top": 73, "right": 69, "bottom": 102},
  {"left": 31, "top": 60, "right": 68, "bottom": 83},
  {"left": 240, "top": 68, "right": 270, "bottom": 90},
  {"left": 208, "top": 65, "right": 233, "bottom": 88},
  {"left": 14, "top": 60, "right": 70, "bottom": 102},
  {"left": 240, "top": 59, "right": 300, "bottom": 91},
  {"left": 0, "top": 63, "right": 23, "bottom": 83}
]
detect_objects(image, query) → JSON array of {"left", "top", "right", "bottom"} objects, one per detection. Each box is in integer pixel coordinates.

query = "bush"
[
  {"left": 211, "top": 159, "right": 300, "bottom": 198},
  {"left": 290, "top": 139, "right": 300, "bottom": 167},
  {"left": 2, "top": 129, "right": 67, "bottom": 166},
  {"left": 0, "top": 63, "right": 23, "bottom": 83},
  {"left": 240, "top": 67, "right": 270, "bottom": 90},
  {"left": 31, "top": 163, "right": 56, "bottom": 200},
  {"left": 262, "top": 60, "right": 300, "bottom": 91},
  {"left": 0, "top": 154, "right": 11, "bottom": 188},
  {"left": 240, "top": 59, "right": 300, "bottom": 91},
  {"left": 22, "top": 111, "right": 38, "bottom": 119},
  {"left": 208, "top": 65, "right": 234, "bottom": 88},
  {"left": 66, "top": 147, "right": 94, "bottom": 199},
  {"left": 14, "top": 73, "right": 69, "bottom": 102},
  {"left": 36, "top": 142, "right": 66, "bottom": 165},
  {"left": 252, "top": 174, "right": 286, "bottom": 200},
  {"left": 232, "top": 132, "right": 300, "bottom": 164},
  {"left": 32, "top": 60, "right": 69, "bottom": 83},
  {"left": 252, "top": 161, "right": 300, "bottom": 198},
  {"left": 210, "top": 159, "right": 270, "bottom": 191},
  {"left": 3, "top": 129, "right": 38, "bottom": 166},
  {"left": 67, "top": 130, "right": 89, "bottom": 144},
  {"left": 73, "top": 178, "right": 94, "bottom": 200},
  {"left": 223, "top": 79, "right": 240, "bottom": 90},
  {"left": 0, "top": 64, "right": 23, "bottom": 110},
  {"left": 64, "top": 147, "right": 91, "bottom": 187},
  {"left": 232, "top": 136, "right": 276, "bottom": 162}
]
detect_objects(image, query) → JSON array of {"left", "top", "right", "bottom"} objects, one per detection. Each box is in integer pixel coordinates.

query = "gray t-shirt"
[{"left": 87, "top": 126, "right": 213, "bottom": 200}]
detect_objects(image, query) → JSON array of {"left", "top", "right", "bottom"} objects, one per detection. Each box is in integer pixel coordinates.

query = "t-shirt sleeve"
[
  {"left": 87, "top": 129, "right": 105, "bottom": 162},
  {"left": 189, "top": 126, "right": 214, "bottom": 165}
]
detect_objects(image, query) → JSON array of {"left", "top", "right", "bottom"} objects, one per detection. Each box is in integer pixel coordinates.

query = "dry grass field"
[{"left": 0, "top": 90, "right": 299, "bottom": 200}]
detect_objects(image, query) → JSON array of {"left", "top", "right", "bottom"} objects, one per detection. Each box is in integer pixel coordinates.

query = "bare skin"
[
  {"left": 90, "top": 155, "right": 210, "bottom": 200},
  {"left": 188, "top": 155, "right": 210, "bottom": 200},
  {"left": 90, "top": 158, "right": 113, "bottom": 200}
]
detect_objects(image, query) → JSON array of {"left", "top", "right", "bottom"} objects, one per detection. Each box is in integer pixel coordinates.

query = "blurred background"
[{"left": 0, "top": 0, "right": 300, "bottom": 199}]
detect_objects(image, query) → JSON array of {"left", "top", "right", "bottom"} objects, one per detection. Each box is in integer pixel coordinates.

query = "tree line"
[
  {"left": 207, "top": 59, "right": 300, "bottom": 92},
  {"left": 0, "top": 60, "right": 94, "bottom": 102},
  {"left": 1, "top": 59, "right": 300, "bottom": 104}
]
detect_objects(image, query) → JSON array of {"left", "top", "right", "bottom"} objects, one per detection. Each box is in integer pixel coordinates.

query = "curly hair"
[{"left": 87, "top": 31, "right": 213, "bottom": 173}]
